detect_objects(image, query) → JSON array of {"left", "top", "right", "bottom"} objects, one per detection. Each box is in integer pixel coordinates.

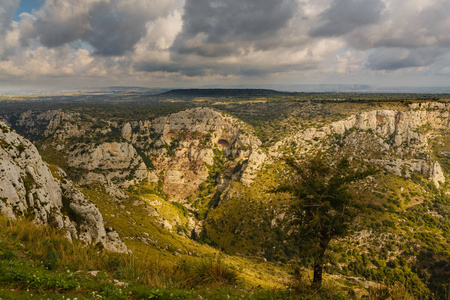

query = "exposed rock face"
[
  {"left": 150, "top": 107, "right": 260, "bottom": 151},
  {"left": 68, "top": 142, "right": 138, "bottom": 170},
  {"left": 61, "top": 180, "right": 129, "bottom": 253},
  {"left": 3, "top": 107, "right": 268, "bottom": 244},
  {"left": 121, "top": 122, "right": 132, "bottom": 141},
  {"left": 240, "top": 149, "right": 267, "bottom": 186},
  {"left": 12, "top": 110, "right": 62, "bottom": 140},
  {"left": 165, "top": 170, "right": 185, "bottom": 184},
  {"left": 123, "top": 107, "right": 262, "bottom": 200},
  {"left": 274, "top": 103, "right": 450, "bottom": 187},
  {"left": 7, "top": 104, "right": 450, "bottom": 198},
  {"left": 67, "top": 142, "right": 147, "bottom": 187},
  {"left": 0, "top": 122, "right": 128, "bottom": 253},
  {"left": 0, "top": 122, "right": 62, "bottom": 224},
  {"left": 147, "top": 171, "right": 159, "bottom": 183},
  {"left": 5, "top": 102, "right": 450, "bottom": 250},
  {"left": 371, "top": 159, "right": 445, "bottom": 187}
]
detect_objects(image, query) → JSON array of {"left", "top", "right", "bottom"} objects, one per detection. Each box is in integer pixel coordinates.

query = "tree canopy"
[{"left": 280, "top": 153, "right": 375, "bottom": 286}]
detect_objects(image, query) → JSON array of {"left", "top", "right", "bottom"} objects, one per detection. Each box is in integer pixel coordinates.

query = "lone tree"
[{"left": 280, "top": 153, "right": 374, "bottom": 287}]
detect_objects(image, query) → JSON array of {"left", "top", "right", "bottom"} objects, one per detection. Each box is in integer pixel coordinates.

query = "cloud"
[
  {"left": 309, "top": 0, "right": 385, "bottom": 38},
  {"left": 341, "top": 0, "right": 450, "bottom": 50},
  {"left": 0, "top": 1, "right": 21, "bottom": 60},
  {"left": 21, "top": 0, "right": 177, "bottom": 56},
  {"left": 0, "top": 0, "right": 19, "bottom": 35},
  {"left": 133, "top": 0, "right": 337, "bottom": 78},
  {"left": 137, "top": 38, "right": 343, "bottom": 77},
  {"left": 171, "top": 0, "right": 300, "bottom": 57},
  {"left": 366, "top": 47, "right": 444, "bottom": 70},
  {"left": 82, "top": 1, "right": 147, "bottom": 56}
]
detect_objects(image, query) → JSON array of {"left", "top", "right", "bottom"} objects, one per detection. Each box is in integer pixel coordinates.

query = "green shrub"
[
  {"left": 100, "top": 283, "right": 130, "bottom": 300},
  {"left": 43, "top": 248, "right": 59, "bottom": 270},
  {"left": 0, "top": 250, "right": 17, "bottom": 261}
]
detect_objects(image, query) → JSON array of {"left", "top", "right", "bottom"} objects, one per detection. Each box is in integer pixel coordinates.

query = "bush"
[
  {"left": 43, "top": 247, "right": 59, "bottom": 270},
  {"left": 177, "top": 258, "right": 238, "bottom": 288}
]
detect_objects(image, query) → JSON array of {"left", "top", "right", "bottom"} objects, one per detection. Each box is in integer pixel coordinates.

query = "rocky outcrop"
[
  {"left": 8, "top": 104, "right": 450, "bottom": 197},
  {"left": 274, "top": 103, "right": 450, "bottom": 187},
  {"left": 67, "top": 142, "right": 147, "bottom": 187},
  {"left": 9, "top": 107, "right": 264, "bottom": 201},
  {"left": 122, "top": 108, "right": 262, "bottom": 200},
  {"left": 369, "top": 158, "right": 445, "bottom": 188},
  {"left": 0, "top": 122, "right": 63, "bottom": 224},
  {"left": 61, "top": 180, "right": 129, "bottom": 253},
  {"left": 150, "top": 107, "right": 260, "bottom": 152},
  {"left": 240, "top": 149, "right": 267, "bottom": 186},
  {"left": 0, "top": 122, "right": 128, "bottom": 253},
  {"left": 10, "top": 110, "right": 62, "bottom": 140},
  {"left": 121, "top": 122, "right": 132, "bottom": 141}
]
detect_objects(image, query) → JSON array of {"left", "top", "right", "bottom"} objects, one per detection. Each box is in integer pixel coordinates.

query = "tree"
[{"left": 280, "top": 153, "right": 375, "bottom": 287}]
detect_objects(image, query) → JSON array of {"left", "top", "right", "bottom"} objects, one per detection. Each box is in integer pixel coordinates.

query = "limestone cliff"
[
  {"left": 0, "top": 122, "right": 62, "bottom": 223},
  {"left": 12, "top": 110, "right": 62, "bottom": 140},
  {"left": 11, "top": 104, "right": 450, "bottom": 198},
  {"left": 121, "top": 107, "right": 262, "bottom": 199},
  {"left": 61, "top": 178, "right": 128, "bottom": 253},
  {"left": 273, "top": 103, "right": 449, "bottom": 187},
  {"left": 67, "top": 142, "right": 147, "bottom": 188},
  {"left": 0, "top": 122, "right": 128, "bottom": 253}
]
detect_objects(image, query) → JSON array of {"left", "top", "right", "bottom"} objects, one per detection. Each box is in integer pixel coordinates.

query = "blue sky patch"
[{"left": 14, "top": 0, "right": 42, "bottom": 21}]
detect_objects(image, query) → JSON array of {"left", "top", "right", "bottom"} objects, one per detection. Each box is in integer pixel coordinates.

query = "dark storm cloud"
[
  {"left": 0, "top": 0, "right": 20, "bottom": 34},
  {"left": 366, "top": 48, "right": 444, "bottom": 71},
  {"left": 136, "top": 59, "right": 241, "bottom": 77},
  {"left": 82, "top": 2, "right": 147, "bottom": 56},
  {"left": 172, "top": 0, "right": 299, "bottom": 57},
  {"left": 309, "top": 0, "right": 385, "bottom": 38},
  {"left": 135, "top": 55, "right": 318, "bottom": 77},
  {"left": 22, "top": 0, "right": 169, "bottom": 56},
  {"left": 33, "top": 15, "right": 89, "bottom": 48}
]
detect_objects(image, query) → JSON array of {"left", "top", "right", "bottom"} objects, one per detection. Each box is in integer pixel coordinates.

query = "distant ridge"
[{"left": 160, "top": 88, "right": 288, "bottom": 98}]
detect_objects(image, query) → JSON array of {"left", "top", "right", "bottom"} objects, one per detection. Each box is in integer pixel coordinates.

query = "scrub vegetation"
[{"left": 1, "top": 89, "right": 450, "bottom": 299}]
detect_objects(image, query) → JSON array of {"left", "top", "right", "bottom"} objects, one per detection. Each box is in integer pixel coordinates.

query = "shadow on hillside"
[{"left": 415, "top": 250, "right": 450, "bottom": 299}]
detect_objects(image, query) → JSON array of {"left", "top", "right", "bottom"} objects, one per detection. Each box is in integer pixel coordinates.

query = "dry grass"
[
  {"left": 176, "top": 258, "right": 239, "bottom": 288},
  {"left": 113, "top": 253, "right": 178, "bottom": 287},
  {"left": 0, "top": 216, "right": 239, "bottom": 290},
  {"left": 368, "top": 283, "right": 414, "bottom": 300},
  {"left": 0, "top": 216, "right": 106, "bottom": 271}
]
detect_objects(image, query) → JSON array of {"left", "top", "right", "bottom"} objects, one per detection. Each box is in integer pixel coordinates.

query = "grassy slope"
[
  {"left": 203, "top": 153, "right": 450, "bottom": 298},
  {"left": 80, "top": 182, "right": 292, "bottom": 290},
  {"left": 0, "top": 215, "right": 375, "bottom": 299}
]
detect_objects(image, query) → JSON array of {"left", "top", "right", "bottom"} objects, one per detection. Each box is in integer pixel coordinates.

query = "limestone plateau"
[{"left": 1, "top": 101, "right": 449, "bottom": 287}]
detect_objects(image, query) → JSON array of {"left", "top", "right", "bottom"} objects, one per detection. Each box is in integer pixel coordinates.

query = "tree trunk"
[
  {"left": 312, "top": 236, "right": 331, "bottom": 287},
  {"left": 313, "top": 261, "right": 323, "bottom": 286}
]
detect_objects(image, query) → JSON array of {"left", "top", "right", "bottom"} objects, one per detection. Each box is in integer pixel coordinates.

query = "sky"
[{"left": 0, "top": 0, "right": 449, "bottom": 90}]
